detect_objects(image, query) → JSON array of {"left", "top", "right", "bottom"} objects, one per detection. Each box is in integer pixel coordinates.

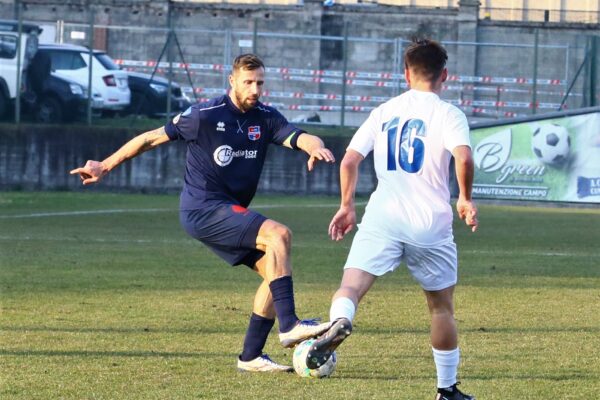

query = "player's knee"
[
  {"left": 278, "top": 224, "right": 292, "bottom": 246},
  {"left": 265, "top": 223, "right": 292, "bottom": 250},
  {"left": 430, "top": 303, "right": 454, "bottom": 317}
]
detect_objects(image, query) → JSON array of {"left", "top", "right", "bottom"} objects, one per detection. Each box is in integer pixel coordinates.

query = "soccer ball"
[
  {"left": 292, "top": 338, "right": 337, "bottom": 378},
  {"left": 531, "top": 123, "right": 571, "bottom": 165}
]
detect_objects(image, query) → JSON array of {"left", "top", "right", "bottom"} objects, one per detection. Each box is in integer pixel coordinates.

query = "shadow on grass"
[
  {"left": 467, "top": 372, "right": 598, "bottom": 381},
  {"left": 0, "top": 349, "right": 234, "bottom": 358},
  {"left": 2, "top": 325, "right": 600, "bottom": 335},
  {"left": 354, "top": 326, "right": 600, "bottom": 335},
  {"left": 0, "top": 325, "right": 241, "bottom": 334},
  {"left": 339, "top": 371, "right": 597, "bottom": 382}
]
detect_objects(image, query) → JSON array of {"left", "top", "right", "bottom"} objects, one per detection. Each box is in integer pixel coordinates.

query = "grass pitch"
[{"left": 1, "top": 192, "right": 599, "bottom": 399}]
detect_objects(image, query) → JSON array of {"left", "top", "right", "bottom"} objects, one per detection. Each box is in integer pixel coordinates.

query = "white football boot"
[
  {"left": 279, "top": 318, "right": 333, "bottom": 348},
  {"left": 237, "top": 354, "right": 293, "bottom": 373}
]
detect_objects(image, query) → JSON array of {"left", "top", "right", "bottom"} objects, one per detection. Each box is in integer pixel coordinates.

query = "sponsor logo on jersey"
[
  {"left": 213, "top": 145, "right": 258, "bottom": 167},
  {"left": 248, "top": 126, "right": 261, "bottom": 141},
  {"left": 216, "top": 121, "right": 225, "bottom": 132}
]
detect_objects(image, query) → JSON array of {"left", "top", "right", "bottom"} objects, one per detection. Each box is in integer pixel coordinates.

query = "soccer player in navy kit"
[{"left": 70, "top": 54, "right": 335, "bottom": 372}]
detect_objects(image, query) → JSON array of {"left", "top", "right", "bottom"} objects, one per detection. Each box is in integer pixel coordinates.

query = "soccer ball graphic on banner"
[
  {"left": 531, "top": 123, "right": 571, "bottom": 166},
  {"left": 292, "top": 338, "right": 337, "bottom": 378}
]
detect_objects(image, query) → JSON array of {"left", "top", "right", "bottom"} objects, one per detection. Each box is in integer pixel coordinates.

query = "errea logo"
[
  {"left": 213, "top": 145, "right": 258, "bottom": 167},
  {"left": 216, "top": 121, "right": 225, "bottom": 132}
]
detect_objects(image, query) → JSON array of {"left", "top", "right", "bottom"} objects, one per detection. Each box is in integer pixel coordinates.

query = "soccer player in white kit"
[{"left": 306, "top": 39, "right": 478, "bottom": 400}]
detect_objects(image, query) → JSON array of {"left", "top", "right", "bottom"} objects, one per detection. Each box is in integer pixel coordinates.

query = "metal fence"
[
  {"left": 3, "top": 14, "right": 599, "bottom": 127},
  {"left": 480, "top": 7, "right": 600, "bottom": 24},
  {"left": 55, "top": 21, "right": 596, "bottom": 125}
]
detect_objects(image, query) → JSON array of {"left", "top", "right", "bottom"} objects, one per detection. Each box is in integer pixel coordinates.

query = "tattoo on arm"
[{"left": 140, "top": 127, "right": 167, "bottom": 152}]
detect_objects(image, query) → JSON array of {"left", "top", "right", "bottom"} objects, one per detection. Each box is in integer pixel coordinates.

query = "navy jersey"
[{"left": 165, "top": 95, "right": 304, "bottom": 209}]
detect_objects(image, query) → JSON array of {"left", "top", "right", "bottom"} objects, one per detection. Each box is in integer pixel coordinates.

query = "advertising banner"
[{"left": 471, "top": 111, "right": 600, "bottom": 203}]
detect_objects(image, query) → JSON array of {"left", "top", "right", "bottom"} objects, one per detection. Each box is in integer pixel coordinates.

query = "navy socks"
[
  {"left": 240, "top": 313, "right": 275, "bottom": 362},
  {"left": 269, "top": 276, "right": 299, "bottom": 333}
]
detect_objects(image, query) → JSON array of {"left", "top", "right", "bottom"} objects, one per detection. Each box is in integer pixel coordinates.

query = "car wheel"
[{"left": 36, "top": 97, "right": 63, "bottom": 123}]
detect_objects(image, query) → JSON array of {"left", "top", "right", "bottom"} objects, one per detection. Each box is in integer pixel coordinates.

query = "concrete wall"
[
  {"left": 1, "top": 1, "right": 594, "bottom": 74},
  {"left": 0, "top": 123, "right": 378, "bottom": 195}
]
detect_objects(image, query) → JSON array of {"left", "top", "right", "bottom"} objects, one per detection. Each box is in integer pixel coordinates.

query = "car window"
[
  {"left": 95, "top": 53, "right": 120, "bottom": 70},
  {"left": 47, "top": 50, "right": 87, "bottom": 71},
  {"left": 0, "top": 34, "right": 17, "bottom": 59}
]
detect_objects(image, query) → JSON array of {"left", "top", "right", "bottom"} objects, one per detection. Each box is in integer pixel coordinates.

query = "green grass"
[
  {"left": 2, "top": 117, "right": 355, "bottom": 137},
  {"left": 1, "top": 192, "right": 599, "bottom": 399}
]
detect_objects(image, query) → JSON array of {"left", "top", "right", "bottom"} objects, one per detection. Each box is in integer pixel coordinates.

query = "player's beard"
[{"left": 233, "top": 90, "right": 259, "bottom": 112}]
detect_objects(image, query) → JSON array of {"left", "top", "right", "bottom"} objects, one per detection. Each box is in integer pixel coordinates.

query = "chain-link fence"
[
  {"left": 2, "top": 12, "right": 598, "bottom": 127},
  {"left": 59, "top": 21, "right": 596, "bottom": 124},
  {"left": 480, "top": 7, "right": 600, "bottom": 24}
]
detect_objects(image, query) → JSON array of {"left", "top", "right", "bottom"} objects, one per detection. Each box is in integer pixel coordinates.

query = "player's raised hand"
[
  {"left": 456, "top": 198, "right": 478, "bottom": 232},
  {"left": 307, "top": 147, "right": 336, "bottom": 172},
  {"left": 69, "top": 160, "right": 107, "bottom": 185},
  {"left": 328, "top": 206, "right": 356, "bottom": 241}
]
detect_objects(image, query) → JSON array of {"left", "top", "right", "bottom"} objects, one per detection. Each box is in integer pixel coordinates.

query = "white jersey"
[{"left": 348, "top": 89, "right": 470, "bottom": 246}]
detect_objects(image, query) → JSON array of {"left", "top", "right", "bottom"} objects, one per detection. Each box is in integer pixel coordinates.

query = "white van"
[{"left": 0, "top": 20, "right": 41, "bottom": 118}]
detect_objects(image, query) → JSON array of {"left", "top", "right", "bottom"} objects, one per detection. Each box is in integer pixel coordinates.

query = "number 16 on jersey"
[{"left": 383, "top": 117, "right": 426, "bottom": 173}]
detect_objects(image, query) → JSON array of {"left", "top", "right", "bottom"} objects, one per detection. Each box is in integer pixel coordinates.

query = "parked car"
[
  {"left": 24, "top": 50, "right": 100, "bottom": 123},
  {"left": 0, "top": 19, "right": 41, "bottom": 119},
  {"left": 35, "top": 43, "right": 130, "bottom": 114},
  {"left": 124, "top": 71, "right": 192, "bottom": 118},
  {"left": 23, "top": 46, "right": 104, "bottom": 123}
]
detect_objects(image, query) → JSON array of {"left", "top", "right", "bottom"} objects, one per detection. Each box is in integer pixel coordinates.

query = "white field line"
[
  {"left": 0, "top": 203, "right": 595, "bottom": 258},
  {"left": 0, "top": 235, "right": 346, "bottom": 249},
  {"left": 0, "top": 208, "right": 171, "bottom": 219},
  {"left": 0, "top": 234, "right": 594, "bottom": 257},
  {"left": 0, "top": 202, "right": 362, "bottom": 219}
]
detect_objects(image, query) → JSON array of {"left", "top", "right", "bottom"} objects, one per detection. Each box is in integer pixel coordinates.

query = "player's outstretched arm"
[
  {"left": 295, "top": 133, "right": 336, "bottom": 171},
  {"left": 452, "top": 145, "right": 478, "bottom": 232},
  {"left": 329, "top": 149, "right": 364, "bottom": 241},
  {"left": 70, "top": 127, "right": 170, "bottom": 185}
]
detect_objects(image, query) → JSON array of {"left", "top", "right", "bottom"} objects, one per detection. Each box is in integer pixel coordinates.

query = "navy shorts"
[{"left": 180, "top": 202, "right": 267, "bottom": 267}]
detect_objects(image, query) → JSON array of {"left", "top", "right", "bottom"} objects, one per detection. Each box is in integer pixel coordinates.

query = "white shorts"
[{"left": 344, "top": 228, "right": 458, "bottom": 291}]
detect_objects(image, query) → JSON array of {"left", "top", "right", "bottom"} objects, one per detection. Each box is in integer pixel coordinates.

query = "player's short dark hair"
[
  {"left": 404, "top": 39, "right": 448, "bottom": 83},
  {"left": 232, "top": 54, "right": 265, "bottom": 74}
]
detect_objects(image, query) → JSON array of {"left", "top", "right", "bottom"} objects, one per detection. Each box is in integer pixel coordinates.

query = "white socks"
[
  {"left": 432, "top": 347, "right": 459, "bottom": 389},
  {"left": 331, "top": 298, "right": 459, "bottom": 389},
  {"left": 329, "top": 297, "right": 356, "bottom": 322}
]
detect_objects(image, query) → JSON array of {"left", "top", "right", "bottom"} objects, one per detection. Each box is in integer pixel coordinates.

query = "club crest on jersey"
[{"left": 248, "top": 126, "right": 261, "bottom": 141}]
